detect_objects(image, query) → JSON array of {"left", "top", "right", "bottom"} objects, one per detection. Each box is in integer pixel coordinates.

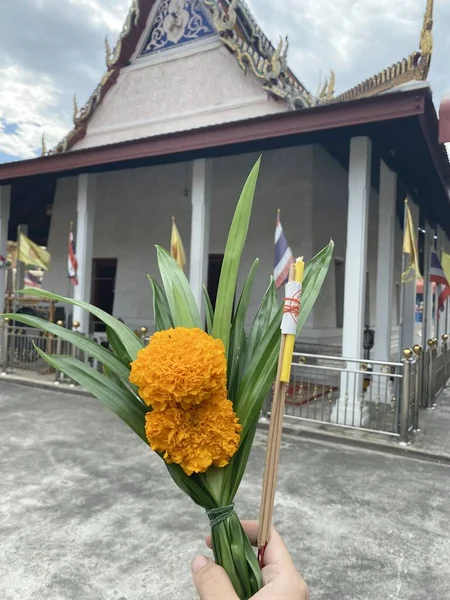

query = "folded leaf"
[
  {"left": 156, "top": 246, "right": 200, "bottom": 329},
  {"left": 212, "top": 158, "right": 261, "bottom": 356}
]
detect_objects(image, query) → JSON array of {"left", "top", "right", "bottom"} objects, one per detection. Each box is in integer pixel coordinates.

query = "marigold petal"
[
  {"left": 130, "top": 327, "right": 227, "bottom": 410},
  {"left": 145, "top": 394, "right": 241, "bottom": 476}
]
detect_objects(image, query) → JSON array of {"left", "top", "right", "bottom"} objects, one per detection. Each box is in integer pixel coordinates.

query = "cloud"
[{"left": 0, "top": 0, "right": 449, "bottom": 161}]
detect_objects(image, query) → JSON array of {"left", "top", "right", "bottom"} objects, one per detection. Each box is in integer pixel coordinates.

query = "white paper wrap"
[{"left": 281, "top": 281, "right": 302, "bottom": 335}]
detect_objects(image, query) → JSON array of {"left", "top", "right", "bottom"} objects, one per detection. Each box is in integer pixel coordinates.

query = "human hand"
[{"left": 191, "top": 520, "right": 309, "bottom": 599}]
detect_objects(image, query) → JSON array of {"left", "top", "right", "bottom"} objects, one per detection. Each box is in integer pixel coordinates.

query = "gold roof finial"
[
  {"left": 105, "top": 35, "right": 112, "bottom": 67},
  {"left": 418, "top": 0, "right": 434, "bottom": 80},
  {"left": 73, "top": 94, "right": 79, "bottom": 124},
  {"left": 41, "top": 133, "right": 47, "bottom": 157}
]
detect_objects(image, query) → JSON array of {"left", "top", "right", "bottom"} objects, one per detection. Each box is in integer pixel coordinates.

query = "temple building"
[{"left": 0, "top": 0, "right": 448, "bottom": 380}]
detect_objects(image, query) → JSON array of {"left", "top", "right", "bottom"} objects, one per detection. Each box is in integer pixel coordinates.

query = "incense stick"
[{"left": 258, "top": 259, "right": 304, "bottom": 560}]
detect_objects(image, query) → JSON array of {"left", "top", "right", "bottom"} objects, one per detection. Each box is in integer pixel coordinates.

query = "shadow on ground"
[{"left": 1, "top": 382, "right": 449, "bottom": 600}]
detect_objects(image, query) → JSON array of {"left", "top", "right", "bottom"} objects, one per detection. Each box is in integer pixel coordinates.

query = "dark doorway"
[
  {"left": 91, "top": 259, "right": 117, "bottom": 332},
  {"left": 207, "top": 254, "right": 224, "bottom": 311}
]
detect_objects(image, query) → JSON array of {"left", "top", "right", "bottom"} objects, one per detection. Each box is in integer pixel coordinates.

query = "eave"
[{"left": 1, "top": 89, "right": 449, "bottom": 236}]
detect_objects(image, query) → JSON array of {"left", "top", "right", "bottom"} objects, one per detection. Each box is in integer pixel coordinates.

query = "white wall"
[
  {"left": 44, "top": 146, "right": 314, "bottom": 331},
  {"left": 39, "top": 143, "right": 404, "bottom": 354},
  {"left": 72, "top": 42, "right": 287, "bottom": 151}
]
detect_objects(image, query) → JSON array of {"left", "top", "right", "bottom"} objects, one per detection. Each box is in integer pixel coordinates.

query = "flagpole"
[
  {"left": 422, "top": 226, "right": 431, "bottom": 350},
  {"left": 399, "top": 201, "right": 407, "bottom": 357},
  {"left": 67, "top": 221, "right": 73, "bottom": 329}
]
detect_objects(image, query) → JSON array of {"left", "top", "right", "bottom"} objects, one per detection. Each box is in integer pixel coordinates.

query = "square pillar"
[
  {"left": 400, "top": 200, "right": 419, "bottom": 351},
  {"left": 73, "top": 174, "right": 96, "bottom": 333},
  {"left": 0, "top": 186, "right": 11, "bottom": 312},
  {"left": 374, "top": 162, "right": 396, "bottom": 362},
  {"left": 189, "top": 159, "right": 212, "bottom": 323},
  {"left": 332, "top": 137, "right": 371, "bottom": 426}
]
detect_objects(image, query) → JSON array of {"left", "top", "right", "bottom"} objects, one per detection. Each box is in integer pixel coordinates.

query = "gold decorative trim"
[
  {"left": 205, "top": 0, "right": 313, "bottom": 108},
  {"left": 41, "top": 134, "right": 47, "bottom": 157},
  {"left": 326, "top": 0, "right": 434, "bottom": 104}
]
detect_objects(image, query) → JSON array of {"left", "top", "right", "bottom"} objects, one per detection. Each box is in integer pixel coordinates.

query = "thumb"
[{"left": 191, "top": 556, "right": 239, "bottom": 600}]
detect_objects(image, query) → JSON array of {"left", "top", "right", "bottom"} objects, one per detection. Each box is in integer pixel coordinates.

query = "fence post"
[
  {"left": 442, "top": 334, "right": 449, "bottom": 386},
  {"left": 413, "top": 344, "right": 422, "bottom": 431},
  {"left": 427, "top": 339, "right": 436, "bottom": 408},
  {"left": 1, "top": 318, "right": 8, "bottom": 374},
  {"left": 400, "top": 348, "right": 412, "bottom": 445},
  {"left": 54, "top": 320, "right": 63, "bottom": 384}
]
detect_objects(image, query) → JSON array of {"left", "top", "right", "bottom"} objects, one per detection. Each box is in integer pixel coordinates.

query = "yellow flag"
[
  {"left": 170, "top": 217, "right": 186, "bottom": 270},
  {"left": 401, "top": 200, "right": 421, "bottom": 282},
  {"left": 442, "top": 252, "right": 450, "bottom": 285},
  {"left": 18, "top": 233, "right": 51, "bottom": 271}
]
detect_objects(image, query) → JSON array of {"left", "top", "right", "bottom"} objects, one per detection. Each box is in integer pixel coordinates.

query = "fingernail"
[{"left": 192, "top": 555, "right": 210, "bottom": 574}]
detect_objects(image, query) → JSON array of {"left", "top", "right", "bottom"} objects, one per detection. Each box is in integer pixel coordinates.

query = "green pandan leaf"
[
  {"left": 156, "top": 246, "right": 200, "bottom": 329},
  {"left": 13, "top": 288, "right": 143, "bottom": 360},
  {"left": 228, "top": 259, "right": 259, "bottom": 396},
  {"left": 148, "top": 276, "right": 173, "bottom": 332},
  {"left": 212, "top": 158, "right": 261, "bottom": 357},
  {"left": 33, "top": 345, "right": 148, "bottom": 442},
  {"left": 297, "top": 240, "right": 334, "bottom": 334},
  {"left": 203, "top": 285, "right": 214, "bottom": 334}
]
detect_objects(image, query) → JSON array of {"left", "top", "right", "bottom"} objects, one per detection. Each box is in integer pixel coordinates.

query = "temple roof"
[
  {"left": 48, "top": 0, "right": 435, "bottom": 155},
  {"left": 329, "top": 0, "right": 434, "bottom": 104}
]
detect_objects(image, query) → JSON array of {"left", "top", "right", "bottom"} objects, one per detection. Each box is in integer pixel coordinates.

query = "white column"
[
  {"left": 374, "top": 162, "right": 396, "bottom": 362},
  {"left": 189, "top": 159, "right": 212, "bottom": 323},
  {"left": 73, "top": 174, "right": 96, "bottom": 333},
  {"left": 400, "top": 200, "right": 419, "bottom": 351},
  {"left": 333, "top": 137, "right": 371, "bottom": 426},
  {"left": 0, "top": 186, "right": 11, "bottom": 312}
]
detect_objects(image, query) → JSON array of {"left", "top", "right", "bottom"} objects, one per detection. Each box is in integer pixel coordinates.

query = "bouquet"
[{"left": 5, "top": 158, "right": 333, "bottom": 599}]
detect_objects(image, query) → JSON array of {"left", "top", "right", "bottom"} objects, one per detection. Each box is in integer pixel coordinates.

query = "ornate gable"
[
  {"left": 139, "top": 0, "right": 216, "bottom": 56},
  {"left": 49, "top": 0, "right": 312, "bottom": 154}
]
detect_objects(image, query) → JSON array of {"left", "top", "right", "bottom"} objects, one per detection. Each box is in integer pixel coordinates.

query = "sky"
[{"left": 0, "top": 0, "right": 448, "bottom": 163}]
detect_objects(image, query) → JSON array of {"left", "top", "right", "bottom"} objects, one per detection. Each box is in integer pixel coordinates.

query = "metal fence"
[
  {"left": 0, "top": 321, "right": 149, "bottom": 383},
  {"left": 263, "top": 337, "right": 450, "bottom": 445},
  {"left": 2, "top": 319, "right": 450, "bottom": 445}
]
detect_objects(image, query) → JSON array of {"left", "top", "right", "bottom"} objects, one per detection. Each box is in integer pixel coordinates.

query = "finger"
[{"left": 191, "top": 556, "right": 239, "bottom": 600}]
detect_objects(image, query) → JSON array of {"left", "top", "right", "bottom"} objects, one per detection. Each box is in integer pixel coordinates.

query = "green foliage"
[{"left": 5, "top": 158, "right": 334, "bottom": 600}]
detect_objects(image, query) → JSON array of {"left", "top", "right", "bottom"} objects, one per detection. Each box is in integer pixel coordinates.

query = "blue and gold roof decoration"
[
  {"left": 139, "top": 0, "right": 216, "bottom": 56},
  {"left": 50, "top": 0, "right": 435, "bottom": 154}
]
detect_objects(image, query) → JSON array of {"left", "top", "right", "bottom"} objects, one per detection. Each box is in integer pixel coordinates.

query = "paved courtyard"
[{"left": 1, "top": 381, "right": 450, "bottom": 600}]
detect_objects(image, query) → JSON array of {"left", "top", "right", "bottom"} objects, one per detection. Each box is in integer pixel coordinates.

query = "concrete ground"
[{"left": 1, "top": 382, "right": 450, "bottom": 600}]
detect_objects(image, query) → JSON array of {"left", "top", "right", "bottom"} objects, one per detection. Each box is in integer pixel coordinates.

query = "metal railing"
[
  {"left": 261, "top": 339, "right": 450, "bottom": 445},
  {"left": 0, "top": 320, "right": 150, "bottom": 383}
]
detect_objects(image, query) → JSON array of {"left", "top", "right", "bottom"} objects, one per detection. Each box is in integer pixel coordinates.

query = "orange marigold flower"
[
  {"left": 145, "top": 393, "right": 242, "bottom": 476},
  {"left": 129, "top": 327, "right": 227, "bottom": 411}
]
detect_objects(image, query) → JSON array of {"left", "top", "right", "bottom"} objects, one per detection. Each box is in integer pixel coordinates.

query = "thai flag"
[
  {"left": 430, "top": 252, "right": 450, "bottom": 317},
  {"left": 68, "top": 229, "right": 78, "bottom": 286},
  {"left": 274, "top": 212, "right": 294, "bottom": 289},
  {"left": 430, "top": 251, "right": 448, "bottom": 286},
  {"left": 24, "top": 271, "right": 41, "bottom": 288}
]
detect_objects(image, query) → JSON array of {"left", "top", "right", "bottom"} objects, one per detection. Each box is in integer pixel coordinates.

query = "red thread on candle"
[{"left": 283, "top": 295, "right": 301, "bottom": 319}]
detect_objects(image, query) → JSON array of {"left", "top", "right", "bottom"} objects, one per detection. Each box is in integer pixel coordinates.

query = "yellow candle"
[{"left": 280, "top": 257, "right": 305, "bottom": 383}]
